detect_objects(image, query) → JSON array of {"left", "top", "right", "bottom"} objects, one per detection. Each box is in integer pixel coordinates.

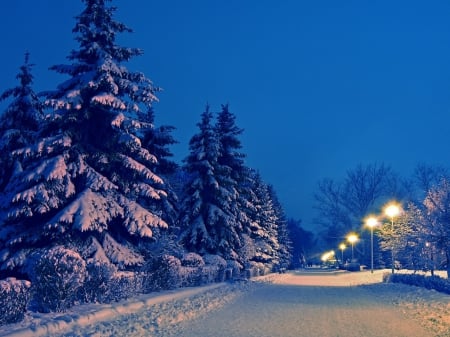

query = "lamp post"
[
  {"left": 365, "top": 216, "right": 378, "bottom": 273},
  {"left": 347, "top": 234, "right": 358, "bottom": 261},
  {"left": 339, "top": 243, "right": 346, "bottom": 264},
  {"left": 384, "top": 203, "right": 400, "bottom": 274}
]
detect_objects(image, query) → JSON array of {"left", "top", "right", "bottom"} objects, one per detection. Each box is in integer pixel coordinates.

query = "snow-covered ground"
[{"left": 1, "top": 269, "right": 449, "bottom": 337}]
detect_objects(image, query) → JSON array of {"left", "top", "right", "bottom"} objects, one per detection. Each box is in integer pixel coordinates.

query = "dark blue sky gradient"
[{"left": 2, "top": 1, "right": 450, "bottom": 228}]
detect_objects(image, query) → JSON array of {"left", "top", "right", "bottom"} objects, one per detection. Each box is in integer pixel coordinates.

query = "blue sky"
[{"left": 2, "top": 1, "right": 450, "bottom": 229}]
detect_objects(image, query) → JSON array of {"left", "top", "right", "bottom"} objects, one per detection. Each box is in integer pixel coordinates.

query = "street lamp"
[
  {"left": 339, "top": 243, "right": 346, "bottom": 264},
  {"left": 347, "top": 233, "right": 358, "bottom": 261},
  {"left": 384, "top": 202, "right": 401, "bottom": 274},
  {"left": 365, "top": 216, "right": 378, "bottom": 273},
  {"left": 321, "top": 250, "right": 335, "bottom": 266}
]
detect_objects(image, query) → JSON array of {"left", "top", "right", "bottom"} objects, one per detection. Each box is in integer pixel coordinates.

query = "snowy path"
[
  {"left": 2, "top": 270, "right": 450, "bottom": 337},
  {"left": 162, "top": 272, "right": 430, "bottom": 337}
]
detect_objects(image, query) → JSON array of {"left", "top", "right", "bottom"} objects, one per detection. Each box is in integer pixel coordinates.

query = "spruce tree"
[
  {"left": 268, "top": 185, "right": 292, "bottom": 270},
  {"left": 246, "top": 170, "right": 280, "bottom": 269},
  {"left": 0, "top": 52, "right": 43, "bottom": 191},
  {"left": 140, "top": 107, "right": 178, "bottom": 229},
  {"left": 215, "top": 104, "right": 245, "bottom": 182},
  {"left": 215, "top": 104, "right": 246, "bottom": 237},
  {"left": 0, "top": 0, "right": 172, "bottom": 277},
  {"left": 179, "top": 105, "right": 241, "bottom": 262}
]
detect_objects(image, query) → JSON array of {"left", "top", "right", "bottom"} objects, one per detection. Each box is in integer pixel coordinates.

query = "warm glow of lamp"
[
  {"left": 347, "top": 234, "right": 358, "bottom": 244},
  {"left": 365, "top": 216, "right": 378, "bottom": 228},
  {"left": 384, "top": 203, "right": 400, "bottom": 218},
  {"left": 339, "top": 243, "right": 346, "bottom": 250},
  {"left": 384, "top": 201, "right": 401, "bottom": 274},
  {"left": 365, "top": 216, "right": 378, "bottom": 273},
  {"left": 321, "top": 250, "right": 335, "bottom": 262}
]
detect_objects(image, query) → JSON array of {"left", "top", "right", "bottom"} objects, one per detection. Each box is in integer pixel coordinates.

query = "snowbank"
[{"left": 0, "top": 283, "right": 243, "bottom": 337}]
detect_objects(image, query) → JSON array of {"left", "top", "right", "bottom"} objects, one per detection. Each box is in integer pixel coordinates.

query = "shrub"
[
  {"left": 384, "top": 272, "right": 450, "bottom": 295},
  {"left": 203, "top": 254, "right": 227, "bottom": 282},
  {"left": 145, "top": 254, "right": 182, "bottom": 291},
  {"left": 107, "top": 271, "right": 144, "bottom": 301},
  {"left": 247, "top": 261, "right": 266, "bottom": 277},
  {"left": 180, "top": 266, "right": 202, "bottom": 287},
  {"left": 0, "top": 278, "right": 31, "bottom": 325},
  {"left": 81, "top": 262, "right": 117, "bottom": 303},
  {"left": 33, "top": 246, "right": 86, "bottom": 312},
  {"left": 181, "top": 252, "right": 205, "bottom": 267},
  {"left": 227, "top": 260, "right": 243, "bottom": 280}
]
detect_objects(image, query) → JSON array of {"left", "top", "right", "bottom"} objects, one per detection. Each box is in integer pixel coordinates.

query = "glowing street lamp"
[
  {"left": 384, "top": 202, "right": 401, "bottom": 274},
  {"left": 321, "top": 250, "right": 335, "bottom": 264},
  {"left": 347, "top": 234, "right": 358, "bottom": 261},
  {"left": 365, "top": 216, "right": 378, "bottom": 273},
  {"left": 339, "top": 243, "right": 346, "bottom": 264}
]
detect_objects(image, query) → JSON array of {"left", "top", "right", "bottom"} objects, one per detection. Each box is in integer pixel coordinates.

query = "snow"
[{"left": 1, "top": 269, "right": 450, "bottom": 337}]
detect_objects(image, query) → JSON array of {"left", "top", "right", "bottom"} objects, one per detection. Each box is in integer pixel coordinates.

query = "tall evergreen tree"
[
  {"left": 0, "top": 52, "right": 43, "bottom": 191},
  {"left": 179, "top": 105, "right": 241, "bottom": 261},
  {"left": 215, "top": 104, "right": 247, "bottom": 253},
  {"left": 246, "top": 171, "right": 280, "bottom": 268},
  {"left": 215, "top": 104, "right": 245, "bottom": 182},
  {"left": 141, "top": 107, "right": 179, "bottom": 228},
  {"left": 268, "top": 185, "right": 292, "bottom": 270},
  {"left": 0, "top": 0, "right": 171, "bottom": 277}
]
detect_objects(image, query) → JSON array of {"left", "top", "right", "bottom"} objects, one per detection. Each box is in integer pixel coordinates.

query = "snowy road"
[{"left": 161, "top": 271, "right": 432, "bottom": 337}]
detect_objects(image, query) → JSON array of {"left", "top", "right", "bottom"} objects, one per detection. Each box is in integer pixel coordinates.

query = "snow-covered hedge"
[
  {"left": 383, "top": 272, "right": 450, "bottom": 294},
  {"left": 203, "top": 254, "right": 227, "bottom": 282},
  {"left": 181, "top": 252, "right": 205, "bottom": 267},
  {"left": 245, "top": 261, "right": 267, "bottom": 278},
  {"left": 108, "top": 271, "right": 144, "bottom": 301},
  {"left": 0, "top": 278, "right": 31, "bottom": 325},
  {"left": 32, "top": 247, "right": 86, "bottom": 312},
  {"left": 144, "top": 254, "right": 182, "bottom": 291},
  {"left": 81, "top": 262, "right": 116, "bottom": 303},
  {"left": 227, "top": 260, "right": 243, "bottom": 280}
]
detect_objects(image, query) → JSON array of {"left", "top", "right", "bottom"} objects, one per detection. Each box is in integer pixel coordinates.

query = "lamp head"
[{"left": 384, "top": 203, "right": 401, "bottom": 218}]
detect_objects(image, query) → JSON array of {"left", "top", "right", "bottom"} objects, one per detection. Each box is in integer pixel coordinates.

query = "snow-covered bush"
[
  {"left": 144, "top": 255, "right": 182, "bottom": 291},
  {"left": 179, "top": 254, "right": 231, "bottom": 286},
  {"left": 181, "top": 252, "right": 205, "bottom": 267},
  {"left": 0, "top": 278, "right": 31, "bottom": 325},
  {"left": 180, "top": 266, "right": 202, "bottom": 287},
  {"left": 383, "top": 272, "right": 450, "bottom": 294},
  {"left": 107, "top": 271, "right": 144, "bottom": 302},
  {"left": 81, "top": 262, "right": 117, "bottom": 303},
  {"left": 247, "top": 261, "right": 266, "bottom": 278},
  {"left": 80, "top": 263, "right": 143, "bottom": 303},
  {"left": 227, "top": 260, "right": 243, "bottom": 280},
  {"left": 203, "top": 254, "right": 227, "bottom": 282},
  {"left": 203, "top": 254, "right": 227, "bottom": 268},
  {"left": 32, "top": 247, "right": 86, "bottom": 312}
]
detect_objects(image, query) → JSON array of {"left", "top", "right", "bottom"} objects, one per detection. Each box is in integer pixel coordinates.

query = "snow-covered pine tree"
[
  {"left": 0, "top": 0, "right": 172, "bottom": 277},
  {"left": 215, "top": 103, "right": 246, "bottom": 238},
  {"left": 0, "top": 52, "right": 43, "bottom": 192},
  {"left": 179, "top": 105, "right": 241, "bottom": 262},
  {"left": 268, "top": 184, "right": 292, "bottom": 270},
  {"left": 141, "top": 107, "right": 178, "bottom": 228},
  {"left": 215, "top": 104, "right": 245, "bottom": 183},
  {"left": 246, "top": 170, "right": 281, "bottom": 269}
]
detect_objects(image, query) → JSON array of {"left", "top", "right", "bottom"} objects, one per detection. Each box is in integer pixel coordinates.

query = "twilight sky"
[{"left": 1, "top": 1, "right": 450, "bottom": 229}]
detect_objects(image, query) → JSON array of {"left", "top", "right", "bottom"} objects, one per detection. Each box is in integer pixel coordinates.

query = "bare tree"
[
  {"left": 313, "top": 163, "right": 398, "bottom": 250},
  {"left": 423, "top": 178, "right": 450, "bottom": 277},
  {"left": 413, "top": 163, "right": 449, "bottom": 200}
]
